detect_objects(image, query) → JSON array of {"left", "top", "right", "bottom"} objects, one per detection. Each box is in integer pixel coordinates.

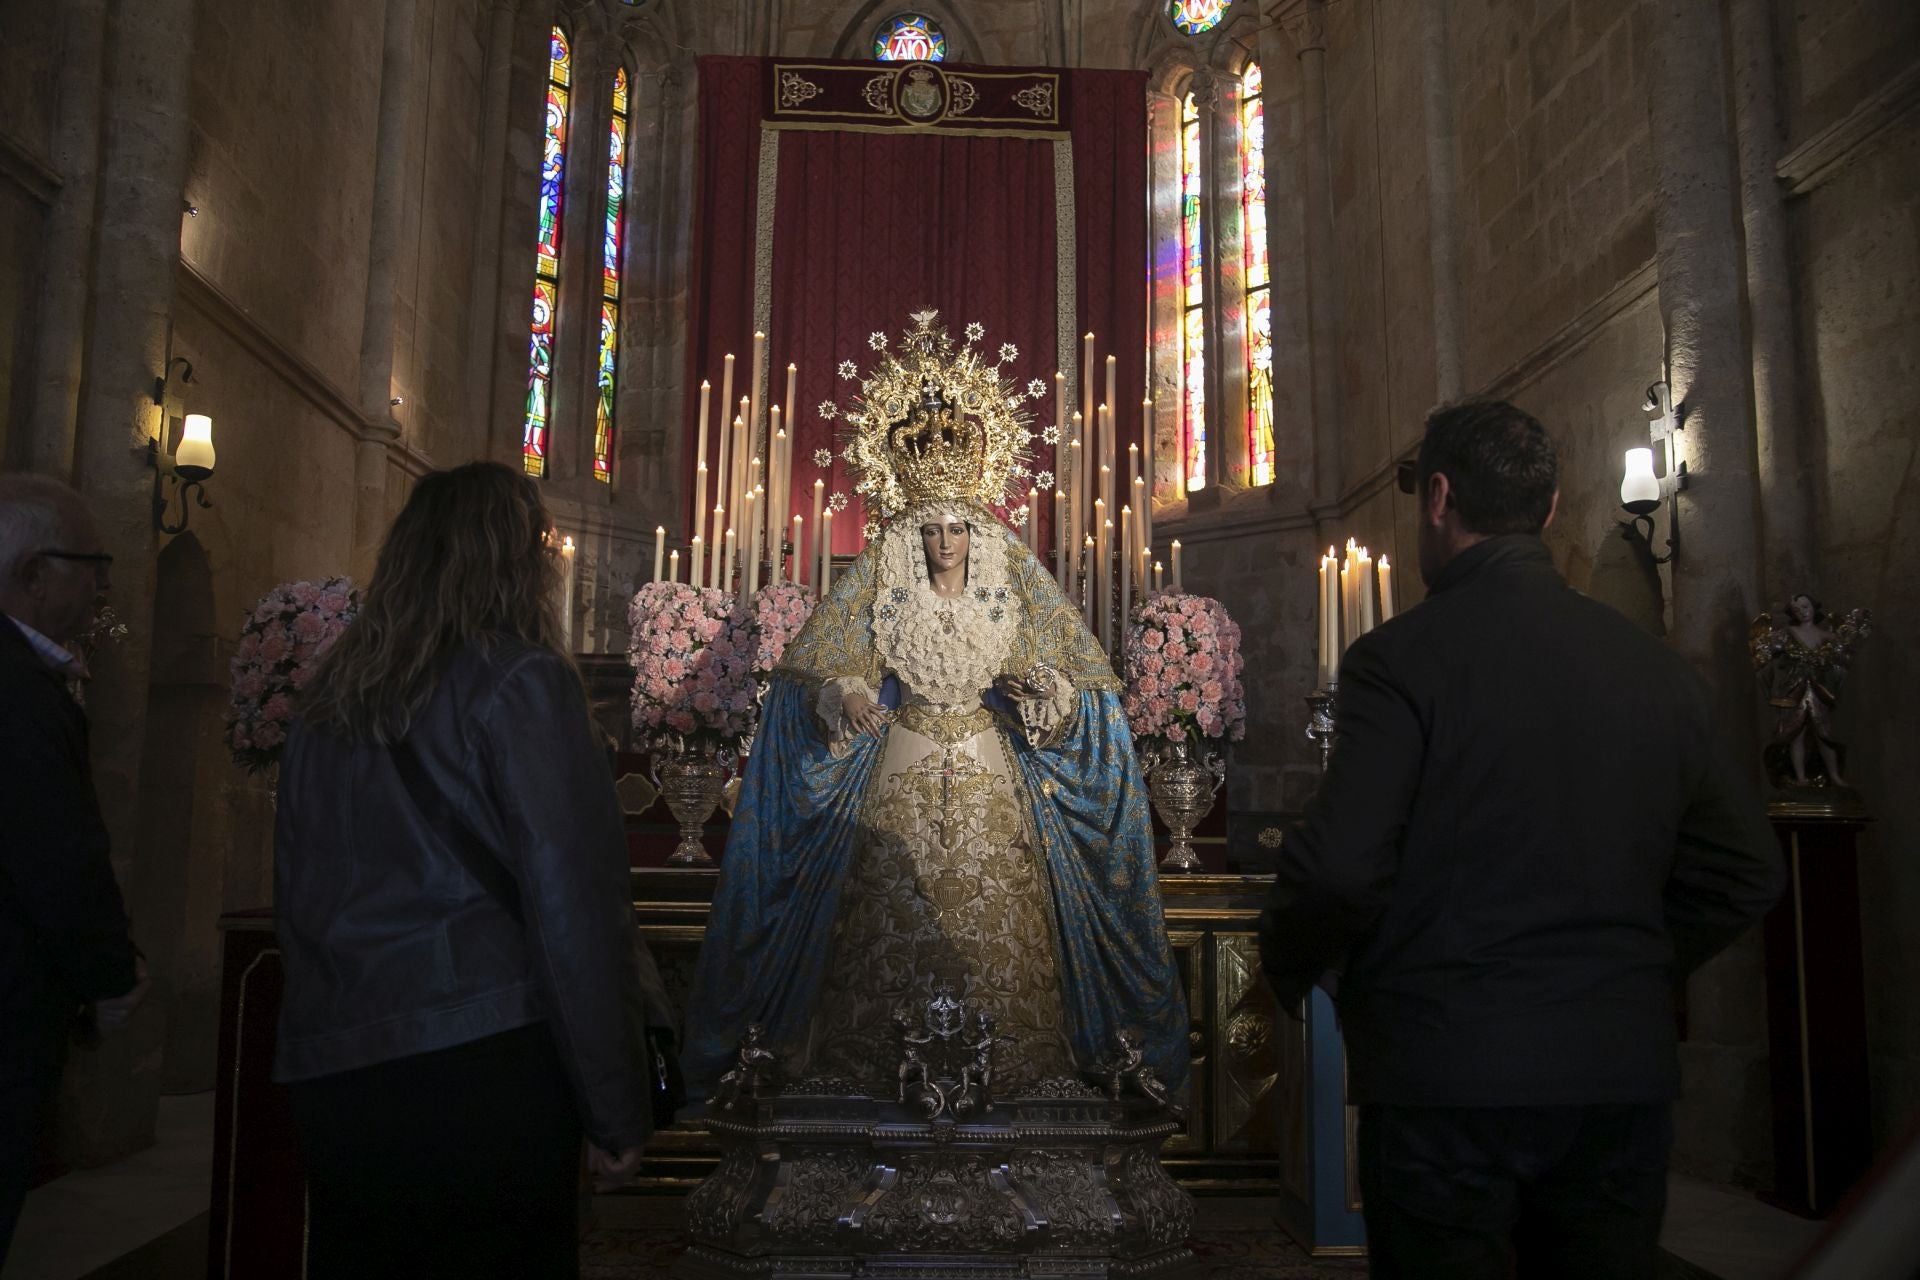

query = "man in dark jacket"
[
  {"left": 0, "top": 475, "right": 147, "bottom": 1263},
  {"left": 1259, "top": 400, "right": 1783, "bottom": 1278}
]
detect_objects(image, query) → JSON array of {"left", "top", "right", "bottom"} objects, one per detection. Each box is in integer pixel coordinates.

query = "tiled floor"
[{"left": 6, "top": 1095, "right": 1829, "bottom": 1280}]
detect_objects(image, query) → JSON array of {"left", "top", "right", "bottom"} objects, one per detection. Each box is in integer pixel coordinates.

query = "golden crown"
[{"left": 831, "top": 310, "right": 1036, "bottom": 533}]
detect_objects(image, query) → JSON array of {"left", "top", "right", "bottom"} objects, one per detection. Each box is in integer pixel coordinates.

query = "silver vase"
[
  {"left": 655, "top": 748, "right": 728, "bottom": 866},
  {"left": 1147, "top": 738, "right": 1224, "bottom": 873}
]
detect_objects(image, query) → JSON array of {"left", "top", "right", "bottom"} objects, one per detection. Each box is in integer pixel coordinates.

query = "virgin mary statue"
[{"left": 682, "top": 313, "right": 1188, "bottom": 1103}]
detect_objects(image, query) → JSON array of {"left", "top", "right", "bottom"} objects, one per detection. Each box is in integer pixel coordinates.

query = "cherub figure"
[
  {"left": 707, "top": 1022, "right": 780, "bottom": 1111},
  {"left": 894, "top": 1006, "right": 934, "bottom": 1106},
  {"left": 959, "top": 1011, "right": 1012, "bottom": 1114},
  {"left": 1751, "top": 594, "right": 1873, "bottom": 789},
  {"left": 1092, "top": 1029, "right": 1186, "bottom": 1121}
]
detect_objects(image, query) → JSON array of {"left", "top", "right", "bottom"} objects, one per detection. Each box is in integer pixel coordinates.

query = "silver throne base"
[{"left": 675, "top": 1084, "right": 1198, "bottom": 1279}]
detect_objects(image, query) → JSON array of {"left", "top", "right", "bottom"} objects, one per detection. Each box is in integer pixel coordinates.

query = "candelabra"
[{"left": 1304, "top": 687, "right": 1336, "bottom": 775}]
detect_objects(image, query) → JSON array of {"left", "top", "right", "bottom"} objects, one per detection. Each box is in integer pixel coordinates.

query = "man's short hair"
[
  {"left": 1415, "top": 400, "right": 1558, "bottom": 536},
  {"left": 0, "top": 473, "right": 88, "bottom": 582}
]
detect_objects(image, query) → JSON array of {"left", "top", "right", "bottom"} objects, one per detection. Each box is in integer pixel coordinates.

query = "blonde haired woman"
[{"left": 276, "top": 462, "right": 664, "bottom": 1278}]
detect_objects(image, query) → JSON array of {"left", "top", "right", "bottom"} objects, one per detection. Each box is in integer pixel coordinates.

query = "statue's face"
[
  {"left": 920, "top": 514, "right": 969, "bottom": 575},
  {"left": 1790, "top": 595, "right": 1814, "bottom": 624}
]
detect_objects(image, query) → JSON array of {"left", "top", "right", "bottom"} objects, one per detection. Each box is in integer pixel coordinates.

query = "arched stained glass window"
[
  {"left": 874, "top": 13, "right": 946, "bottom": 62},
  {"left": 524, "top": 26, "right": 572, "bottom": 479},
  {"left": 594, "top": 66, "right": 630, "bottom": 485},
  {"left": 1180, "top": 90, "right": 1207, "bottom": 492},
  {"left": 1169, "top": 0, "right": 1229, "bottom": 36},
  {"left": 1241, "top": 61, "right": 1272, "bottom": 487}
]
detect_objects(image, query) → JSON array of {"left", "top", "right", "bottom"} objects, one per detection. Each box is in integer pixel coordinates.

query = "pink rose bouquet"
[
  {"left": 746, "top": 581, "right": 816, "bottom": 681},
  {"left": 627, "top": 581, "right": 755, "bottom": 754},
  {"left": 1122, "top": 591, "right": 1247, "bottom": 747},
  {"left": 226, "top": 576, "right": 359, "bottom": 772}
]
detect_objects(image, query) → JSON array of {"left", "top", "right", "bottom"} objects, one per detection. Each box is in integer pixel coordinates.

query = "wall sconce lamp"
[
  {"left": 1620, "top": 380, "right": 1686, "bottom": 564},
  {"left": 148, "top": 358, "right": 217, "bottom": 534}
]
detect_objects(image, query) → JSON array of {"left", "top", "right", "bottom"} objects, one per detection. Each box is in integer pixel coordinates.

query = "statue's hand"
[
  {"left": 994, "top": 673, "right": 1039, "bottom": 701},
  {"left": 843, "top": 690, "right": 890, "bottom": 736}
]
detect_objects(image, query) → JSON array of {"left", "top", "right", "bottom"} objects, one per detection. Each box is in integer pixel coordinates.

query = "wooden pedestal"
[{"left": 1763, "top": 800, "right": 1872, "bottom": 1217}]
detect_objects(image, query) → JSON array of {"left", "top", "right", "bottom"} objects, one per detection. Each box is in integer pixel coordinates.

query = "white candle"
[
  {"left": 1153, "top": 560, "right": 1164, "bottom": 592},
  {"left": 1027, "top": 486, "right": 1039, "bottom": 551},
  {"left": 718, "top": 354, "right": 736, "bottom": 457},
  {"left": 810, "top": 479, "right": 824, "bottom": 591},
  {"left": 1099, "top": 462, "right": 1113, "bottom": 547},
  {"left": 1171, "top": 539, "right": 1183, "bottom": 593},
  {"left": 742, "top": 492, "right": 758, "bottom": 603},
  {"left": 691, "top": 536, "right": 704, "bottom": 591},
  {"left": 1141, "top": 397, "right": 1155, "bottom": 557},
  {"left": 1053, "top": 371, "right": 1066, "bottom": 481},
  {"left": 1066, "top": 437, "right": 1083, "bottom": 600},
  {"left": 819, "top": 508, "right": 833, "bottom": 595},
  {"left": 769, "top": 410, "right": 785, "bottom": 571},
  {"left": 716, "top": 359, "right": 734, "bottom": 529},
  {"left": 694, "top": 379, "right": 710, "bottom": 541},
  {"left": 559, "top": 536, "right": 575, "bottom": 650},
  {"left": 1318, "top": 548, "right": 1334, "bottom": 687},
  {"left": 692, "top": 463, "right": 708, "bottom": 584},
  {"left": 1081, "top": 332, "right": 1095, "bottom": 448},
  {"left": 1094, "top": 498, "right": 1108, "bottom": 651},
  {"left": 1099, "top": 409, "right": 1113, "bottom": 519},
  {"left": 1132, "top": 475, "right": 1147, "bottom": 585},
  {"left": 723, "top": 526, "right": 736, "bottom": 593},
  {"left": 669, "top": 549, "right": 679, "bottom": 583},
  {"left": 653, "top": 526, "right": 665, "bottom": 583},
  {"left": 791, "top": 515, "right": 803, "bottom": 583},
  {"left": 709, "top": 506, "right": 724, "bottom": 587},
  {"left": 1357, "top": 547, "right": 1376, "bottom": 635},
  {"left": 748, "top": 330, "right": 767, "bottom": 474},
  {"left": 1378, "top": 555, "right": 1395, "bottom": 623},
  {"left": 1119, "top": 504, "right": 1132, "bottom": 640},
  {"left": 784, "top": 362, "right": 798, "bottom": 450},
  {"left": 734, "top": 400, "right": 749, "bottom": 512},
  {"left": 1101, "top": 516, "right": 1114, "bottom": 653},
  {"left": 1105, "top": 355, "right": 1118, "bottom": 495},
  {"left": 1340, "top": 561, "right": 1354, "bottom": 651}
]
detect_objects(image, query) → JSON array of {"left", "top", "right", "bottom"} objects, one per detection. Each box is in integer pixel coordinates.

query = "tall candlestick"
[
  {"left": 1082, "top": 535, "right": 1095, "bottom": 629},
  {"left": 784, "top": 362, "right": 798, "bottom": 449},
  {"left": 710, "top": 506, "right": 725, "bottom": 587},
  {"left": 653, "top": 526, "right": 665, "bottom": 583},
  {"left": 1341, "top": 559, "right": 1356, "bottom": 650},
  {"left": 1101, "top": 516, "right": 1114, "bottom": 654},
  {"left": 1171, "top": 539, "right": 1183, "bottom": 593},
  {"left": 1053, "top": 371, "right": 1066, "bottom": 482},
  {"left": 669, "top": 549, "right": 679, "bottom": 583},
  {"left": 692, "top": 463, "right": 708, "bottom": 583},
  {"left": 1119, "top": 504, "right": 1133, "bottom": 642},
  {"left": 735, "top": 399, "right": 750, "bottom": 512},
  {"left": 810, "top": 479, "right": 824, "bottom": 591},
  {"left": 1132, "top": 475, "right": 1147, "bottom": 585},
  {"left": 1094, "top": 498, "right": 1108, "bottom": 652},
  {"left": 1318, "top": 547, "right": 1335, "bottom": 686},
  {"left": 1066, "top": 437, "right": 1084, "bottom": 600},
  {"left": 769, "top": 408, "right": 784, "bottom": 569},
  {"left": 1153, "top": 560, "right": 1164, "bottom": 592},
  {"left": 692, "top": 536, "right": 704, "bottom": 591},
  {"left": 791, "top": 516, "right": 804, "bottom": 583},
  {"left": 723, "top": 527, "right": 736, "bottom": 593},
  {"left": 1099, "top": 411, "right": 1114, "bottom": 518},
  {"left": 1081, "top": 333, "right": 1095, "bottom": 448},
  {"left": 1099, "top": 461, "right": 1113, "bottom": 542},
  {"left": 1357, "top": 546, "right": 1375, "bottom": 635},
  {"left": 1378, "top": 556, "right": 1395, "bottom": 622},
  {"left": 714, "top": 397, "right": 732, "bottom": 548},
  {"left": 819, "top": 508, "right": 833, "bottom": 595},
  {"left": 718, "top": 354, "right": 736, "bottom": 459}
]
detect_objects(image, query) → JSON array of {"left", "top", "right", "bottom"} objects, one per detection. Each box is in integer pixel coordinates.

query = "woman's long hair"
[{"left": 299, "top": 461, "right": 565, "bottom": 743}]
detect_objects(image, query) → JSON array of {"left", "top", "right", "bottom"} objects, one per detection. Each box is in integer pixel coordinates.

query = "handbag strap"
[{"left": 389, "top": 736, "right": 524, "bottom": 926}]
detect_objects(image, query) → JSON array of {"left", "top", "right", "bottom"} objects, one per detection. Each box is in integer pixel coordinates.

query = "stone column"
[
  {"left": 65, "top": 0, "right": 201, "bottom": 1165},
  {"left": 1420, "top": 0, "right": 1463, "bottom": 402},
  {"left": 465, "top": 0, "right": 522, "bottom": 447},
  {"left": 1645, "top": 0, "right": 1770, "bottom": 1186},
  {"left": 23, "top": 0, "right": 108, "bottom": 477},
  {"left": 1728, "top": 0, "right": 1813, "bottom": 598},
  {"left": 351, "top": 0, "right": 419, "bottom": 580},
  {"left": 1293, "top": 0, "right": 1342, "bottom": 513},
  {"left": 1205, "top": 68, "right": 1251, "bottom": 488}
]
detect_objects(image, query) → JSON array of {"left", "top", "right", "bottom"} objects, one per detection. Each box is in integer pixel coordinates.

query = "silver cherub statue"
[{"left": 1750, "top": 593, "right": 1872, "bottom": 791}]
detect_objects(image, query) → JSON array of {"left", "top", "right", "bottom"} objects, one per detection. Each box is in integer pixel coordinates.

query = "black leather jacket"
[{"left": 273, "top": 638, "right": 661, "bottom": 1152}]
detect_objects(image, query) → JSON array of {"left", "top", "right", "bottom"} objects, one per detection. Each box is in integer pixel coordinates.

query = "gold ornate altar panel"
[
  {"left": 806, "top": 713, "right": 1075, "bottom": 1089},
  {"left": 633, "top": 868, "right": 1284, "bottom": 1192}
]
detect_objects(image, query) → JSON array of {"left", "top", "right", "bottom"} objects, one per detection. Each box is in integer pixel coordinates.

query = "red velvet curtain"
[{"left": 685, "top": 56, "right": 1147, "bottom": 559}]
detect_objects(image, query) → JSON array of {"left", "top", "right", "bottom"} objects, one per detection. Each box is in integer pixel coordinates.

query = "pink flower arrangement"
[
  {"left": 226, "top": 576, "right": 359, "bottom": 773},
  {"left": 746, "top": 581, "right": 816, "bottom": 679},
  {"left": 1122, "top": 591, "right": 1247, "bottom": 746},
  {"left": 627, "top": 582, "right": 756, "bottom": 753}
]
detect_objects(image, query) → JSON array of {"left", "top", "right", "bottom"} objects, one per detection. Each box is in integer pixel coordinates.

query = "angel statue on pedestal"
[
  {"left": 679, "top": 311, "right": 1189, "bottom": 1106},
  {"left": 1751, "top": 592, "right": 1872, "bottom": 792}
]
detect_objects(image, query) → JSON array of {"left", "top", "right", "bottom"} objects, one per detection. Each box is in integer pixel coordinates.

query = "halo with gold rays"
[{"left": 830, "top": 309, "right": 1038, "bottom": 538}]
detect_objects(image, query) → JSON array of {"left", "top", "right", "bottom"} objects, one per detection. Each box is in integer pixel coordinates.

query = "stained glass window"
[
  {"left": 593, "top": 66, "right": 629, "bottom": 485},
  {"left": 1242, "top": 61, "right": 1272, "bottom": 487},
  {"left": 874, "top": 13, "right": 946, "bottom": 62},
  {"left": 524, "top": 25, "right": 572, "bottom": 479},
  {"left": 1169, "top": 0, "right": 1229, "bottom": 36},
  {"left": 1180, "top": 90, "right": 1207, "bottom": 492}
]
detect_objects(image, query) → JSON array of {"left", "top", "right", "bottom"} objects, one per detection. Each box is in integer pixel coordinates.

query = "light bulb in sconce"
[
  {"left": 174, "top": 414, "right": 216, "bottom": 480},
  {"left": 1620, "top": 447, "right": 1659, "bottom": 513}
]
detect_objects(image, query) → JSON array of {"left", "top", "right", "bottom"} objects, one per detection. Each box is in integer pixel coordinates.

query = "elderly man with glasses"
[{"left": 0, "top": 474, "right": 147, "bottom": 1265}]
